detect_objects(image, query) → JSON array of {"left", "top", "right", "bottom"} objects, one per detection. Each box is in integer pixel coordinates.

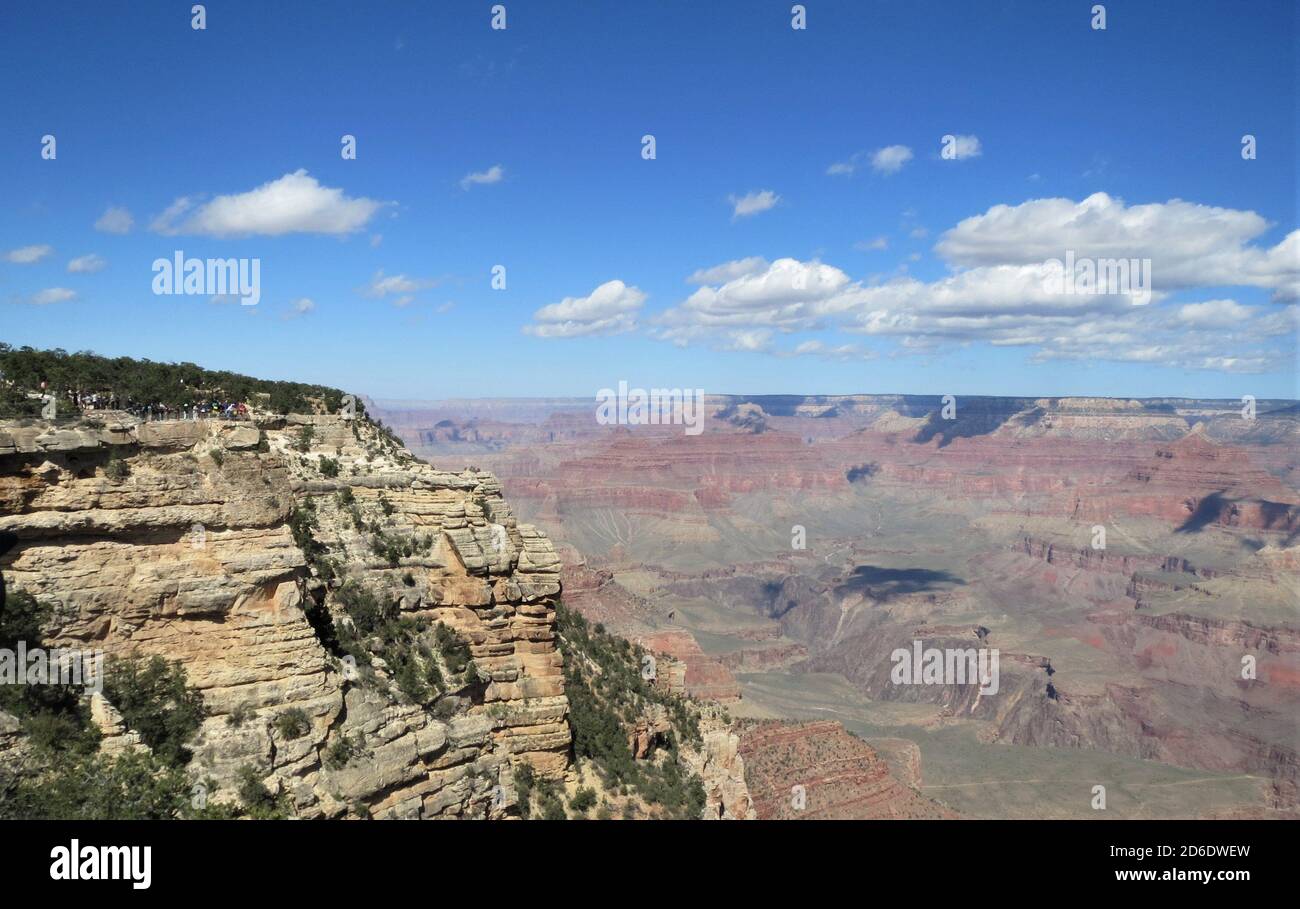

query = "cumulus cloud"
[
  {"left": 94, "top": 206, "right": 134, "bottom": 234},
  {"left": 941, "top": 134, "right": 982, "bottom": 160},
  {"left": 936, "top": 192, "right": 1297, "bottom": 299},
  {"left": 729, "top": 190, "right": 780, "bottom": 220},
  {"left": 67, "top": 253, "right": 106, "bottom": 274},
  {"left": 4, "top": 244, "right": 53, "bottom": 264},
  {"left": 286, "top": 297, "right": 316, "bottom": 318},
  {"left": 460, "top": 164, "right": 504, "bottom": 190},
  {"left": 652, "top": 194, "right": 1299, "bottom": 373},
  {"left": 686, "top": 257, "right": 769, "bottom": 285},
  {"left": 653, "top": 258, "right": 852, "bottom": 345},
  {"left": 524, "top": 279, "right": 646, "bottom": 338},
  {"left": 871, "top": 145, "right": 913, "bottom": 175},
  {"left": 1177, "top": 299, "right": 1254, "bottom": 327},
  {"left": 150, "top": 170, "right": 386, "bottom": 236}
]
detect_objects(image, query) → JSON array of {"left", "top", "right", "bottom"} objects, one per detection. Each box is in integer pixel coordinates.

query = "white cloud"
[
  {"left": 936, "top": 192, "right": 1298, "bottom": 299},
  {"left": 150, "top": 170, "right": 386, "bottom": 237},
  {"left": 460, "top": 164, "right": 504, "bottom": 190},
  {"left": 524, "top": 279, "right": 646, "bottom": 338},
  {"left": 651, "top": 194, "right": 1299, "bottom": 374},
  {"left": 12, "top": 287, "right": 77, "bottom": 305},
  {"left": 362, "top": 269, "right": 436, "bottom": 300},
  {"left": 94, "top": 206, "right": 134, "bottom": 234},
  {"left": 722, "top": 329, "right": 774, "bottom": 352},
  {"left": 67, "top": 253, "right": 106, "bottom": 274},
  {"left": 729, "top": 190, "right": 780, "bottom": 220},
  {"left": 289, "top": 297, "right": 316, "bottom": 317},
  {"left": 4, "top": 244, "right": 53, "bottom": 264},
  {"left": 871, "top": 145, "right": 913, "bottom": 175},
  {"left": 1177, "top": 299, "right": 1254, "bottom": 327},
  {"left": 855, "top": 236, "right": 889, "bottom": 252},
  {"left": 686, "top": 257, "right": 769, "bottom": 285},
  {"left": 941, "top": 134, "right": 982, "bottom": 160},
  {"left": 653, "top": 258, "right": 852, "bottom": 345},
  {"left": 786, "top": 340, "right": 872, "bottom": 360},
  {"left": 826, "top": 152, "right": 865, "bottom": 176}
]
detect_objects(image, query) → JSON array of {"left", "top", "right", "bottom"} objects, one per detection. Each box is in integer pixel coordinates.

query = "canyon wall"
[{"left": 0, "top": 412, "right": 567, "bottom": 818}]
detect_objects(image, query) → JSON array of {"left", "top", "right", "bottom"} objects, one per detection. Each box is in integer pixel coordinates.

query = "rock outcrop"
[
  {"left": 738, "top": 720, "right": 955, "bottom": 819},
  {"left": 0, "top": 412, "right": 568, "bottom": 818}
]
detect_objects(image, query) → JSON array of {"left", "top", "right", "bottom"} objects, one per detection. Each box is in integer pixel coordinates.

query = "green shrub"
[
  {"left": 273, "top": 708, "right": 311, "bottom": 740},
  {"left": 235, "top": 764, "right": 290, "bottom": 819},
  {"left": 293, "top": 424, "right": 315, "bottom": 452},
  {"left": 323, "top": 733, "right": 365, "bottom": 770},
  {"left": 226, "top": 702, "right": 255, "bottom": 728},
  {"left": 570, "top": 787, "right": 597, "bottom": 814},
  {"left": 0, "top": 590, "right": 99, "bottom": 755},
  {"left": 104, "top": 457, "right": 130, "bottom": 481},
  {"left": 0, "top": 749, "right": 202, "bottom": 820},
  {"left": 434, "top": 623, "right": 472, "bottom": 674},
  {"left": 555, "top": 603, "right": 707, "bottom": 818},
  {"left": 513, "top": 764, "right": 535, "bottom": 817},
  {"left": 319, "top": 456, "right": 340, "bottom": 478},
  {"left": 103, "top": 655, "right": 207, "bottom": 767}
]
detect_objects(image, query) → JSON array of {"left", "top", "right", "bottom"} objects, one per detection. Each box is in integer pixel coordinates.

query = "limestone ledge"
[{"left": 0, "top": 414, "right": 570, "bottom": 818}]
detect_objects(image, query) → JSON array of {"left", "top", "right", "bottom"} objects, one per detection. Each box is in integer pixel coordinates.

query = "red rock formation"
[
  {"left": 738, "top": 720, "right": 956, "bottom": 819},
  {"left": 639, "top": 629, "right": 741, "bottom": 703}
]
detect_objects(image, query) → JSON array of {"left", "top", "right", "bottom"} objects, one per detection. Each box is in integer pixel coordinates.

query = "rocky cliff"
[{"left": 0, "top": 411, "right": 567, "bottom": 818}]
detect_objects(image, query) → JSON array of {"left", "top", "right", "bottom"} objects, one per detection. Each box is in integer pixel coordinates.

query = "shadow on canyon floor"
[{"left": 835, "top": 565, "right": 964, "bottom": 601}]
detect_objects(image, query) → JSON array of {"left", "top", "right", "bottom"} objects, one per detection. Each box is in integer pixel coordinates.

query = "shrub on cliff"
[
  {"left": 103, "top": 655, "right": 207, "bottom": 767},
  {"left": 323, "top": 732, "right": 367, "bottom": 770},
  {"left": 0, "top": 749, "right": 207, "bottom": 820},
  {"left": 555, "top": 602, "right": 708, "bottom": 819},
  {"left": 273, "top": 707, "right": 311, "bottom": 740},
  {"left": 104, "top": 456, "right": 131, "bottom": 481},
  {"left": 570, "top": 787, "right": 597, "bottom": 814},
  {"left": 336, "top": 580, "right": 396, "bottom": 636},
  {"left": 0, "top": 589, "right": 100, "bottom": 755},
  {"left": 293, "top": 423, "right": 315, "bottom": 452}
]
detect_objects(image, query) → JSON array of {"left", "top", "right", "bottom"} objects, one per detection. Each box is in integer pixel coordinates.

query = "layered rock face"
[
  {"left": 639, "top": 630, "right": 741, "bottom": 703},
  {"left": 738, "top": 720, "right": 955, "bottom": 819},
  {"left": 0, "top": 412, "right": 568, "bottom": 818},
  {"left": 377, "top": 394, "right": 1299, "bottom": 818}
]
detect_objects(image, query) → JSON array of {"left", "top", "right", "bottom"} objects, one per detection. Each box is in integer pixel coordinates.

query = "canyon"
[
  {"left": 376, "top": 393, "right": 1300, "bottom": 819},
  {"left": 0, "top": 406, "right": 761, "bottom": 819}
]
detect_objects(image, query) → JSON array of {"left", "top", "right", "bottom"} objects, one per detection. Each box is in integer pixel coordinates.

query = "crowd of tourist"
[{"left": 57, "top": 388, "right": 251, "bottom": 422}]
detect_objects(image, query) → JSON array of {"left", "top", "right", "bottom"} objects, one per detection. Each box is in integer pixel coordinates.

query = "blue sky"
[{"left": 1, "top": 0, "right": 1295, "bottom": 400}]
